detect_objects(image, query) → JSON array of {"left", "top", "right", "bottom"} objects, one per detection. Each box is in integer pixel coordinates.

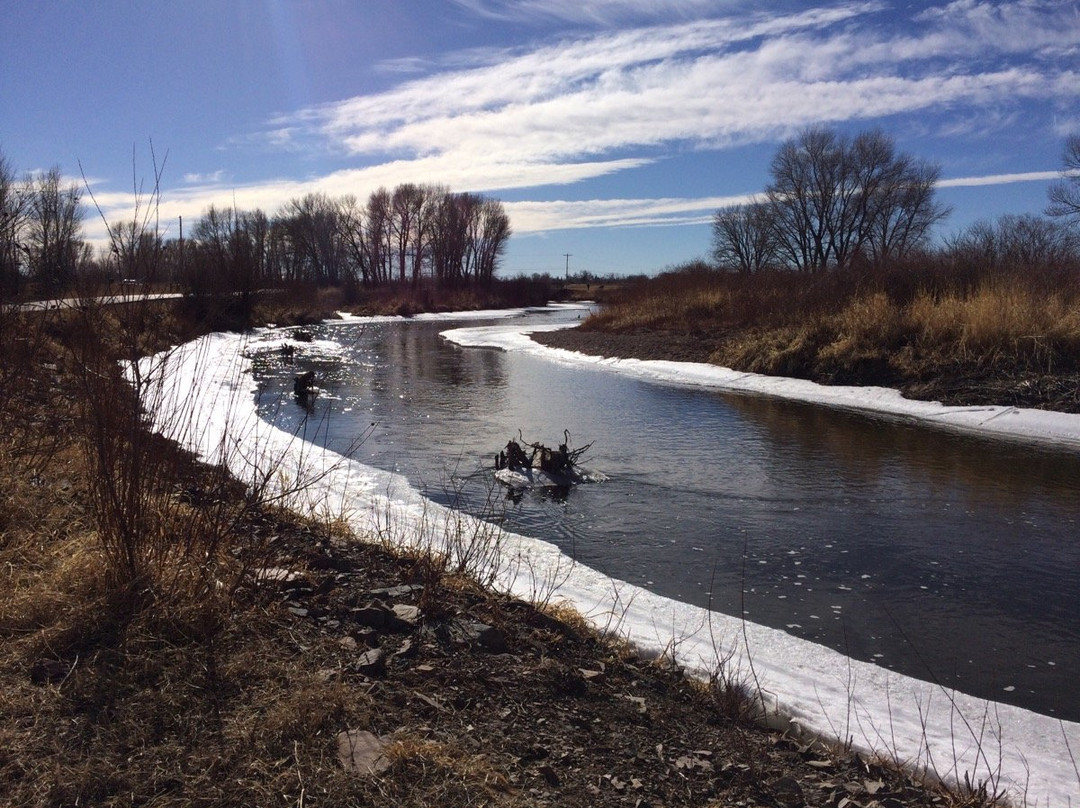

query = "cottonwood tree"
[
  {"left": 0, "top": 151, "right": 29, "bottom": 295},
  {"left": 186, "top": 205, "right": 271, "bottom": 302},
  {"left": 711, "top": 200, "right": 778, "bottom": 274},
  {"left": 109, "top": 221, "right": 163, "bottom": 283},
  {"left": 390, "top": 184, "right": 425, "bottom": 285},
  {"left": 1046, "top": 134, "right": 1080, "bottom": 221},
  {"left": 183, "top": 184, "right": 512, "bottom": 292},
  {"left": 27, "top": 167, "right": 84, "bottom": 292},
  {"left": 473, "top": 197, "right": 512, "bottom": 284},
  {"left": 279, "top": 193, "right": 346, "bottom": 285},
  {"left": 430, "top": 192, "right": 511, "bottom": 286},
  {"left": 363, "top": 187, "right": 394, "bottom": 285},
  {"left": 763, "top": 127, "right": 947, "bottom": 272},
  {"left": 862, "top": 158, "right": 944, "bottom": 265},
  {"left": 188, "top": 205, "right": 239, "bottom": 292}
]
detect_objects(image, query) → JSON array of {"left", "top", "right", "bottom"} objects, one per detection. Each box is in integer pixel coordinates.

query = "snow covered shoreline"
[
  {"left": 140, "top": 308, "right": 1080, "bottom": 806},
  {"left": 442, "top": 319, "right": 1080, "bottom": 453}
]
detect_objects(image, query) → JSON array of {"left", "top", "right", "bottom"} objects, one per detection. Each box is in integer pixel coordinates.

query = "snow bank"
[
  {"left": 138, "top": 317, "right": 1080, "bottom": 806},
  {"left": 442, "top": 321, "right": 1080, "bottom": 451}
]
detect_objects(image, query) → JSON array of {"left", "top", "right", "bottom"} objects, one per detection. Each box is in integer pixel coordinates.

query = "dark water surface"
[{"left": 254, "top": 309, "right": 1080, "bottom": 721}]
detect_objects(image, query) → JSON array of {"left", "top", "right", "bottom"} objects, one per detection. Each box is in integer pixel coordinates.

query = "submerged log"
[{"left": 294, "top": 370, "right": 316, "bottom": 397}]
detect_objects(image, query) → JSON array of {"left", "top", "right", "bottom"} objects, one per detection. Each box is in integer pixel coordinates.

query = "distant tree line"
[
  {"left": 0, "top": 151, "right": 512, "bottom": 298},
  {"left": 711, "top": 126, "right": 1080, "bottom": 275},
  {"left": 182, "top": 184, "right": 511, "bottom": 297},
  {"left": 0, "top": 157, "right": 91, "bottom": 295}
]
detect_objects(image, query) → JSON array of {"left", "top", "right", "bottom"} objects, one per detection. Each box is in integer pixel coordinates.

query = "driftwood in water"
[
  {"left": 495, "top": 430, "right": 592, "bottom": 476},
  {"left": 294, "top": 370, "right": 316, "bottom": 397}
]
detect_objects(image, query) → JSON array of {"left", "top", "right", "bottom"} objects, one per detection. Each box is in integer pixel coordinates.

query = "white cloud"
[
  {"left": 937, "top": 170, "right": 1065, "bottom": 188},
  {"left": 79, "top": 1, "right": 1077, "bottom": 248},
  {"left": 82, "top": 162, "right": 1067, "bottom": 251},
  {"left": 255, "top": 1, "right": 1078, "bottom": 201},
  {"left": 182, "top": 170, "right": 226, "bottom": 185},
  {"left": 450, "top": 0, "right": 731, "bottom": 25},
  {"left": 1052, "top": 115, "right": 1080, "bottom": 138},
  {"left": 505, "top": 194, "right": 756, "bottom": 233},
  {"left": 79, "top": 156, "right": 655, "bottom": 246}
]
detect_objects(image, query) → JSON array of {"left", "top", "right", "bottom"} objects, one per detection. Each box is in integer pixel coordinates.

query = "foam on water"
[{"left": 138, "top": 312, "right": 1080, "bottom": 806}]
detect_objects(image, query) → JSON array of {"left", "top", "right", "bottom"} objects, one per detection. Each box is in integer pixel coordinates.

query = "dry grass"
[
  {"left": 906, "top": 279, "right": 1080, "bottom": 365},
  {"left": 378, "top": 737, "right": 518, "bottom": 806},
  {"left": 584, "top": 261, "right": 1080, "bottom": 406}
]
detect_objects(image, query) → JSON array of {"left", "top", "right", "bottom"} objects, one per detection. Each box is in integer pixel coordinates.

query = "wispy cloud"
[
  {"left": 450, "top": 0, "right": 732, "bottom": 26},
  {"left": 82, "top": 166, "right": 1066, "bottom": 248},
  {"left": 937, "top": 170, "right": 1066, "bottom": 188},
  {"left": 505, "top": 194, "right": 756, "bottom": 233},
  {"left": 182, "top": 170, "right": 226, "bottom": 185},
  {"left": 80, "top": 1, "right": 1075, "bottom": 247},
  {"left": 260, "top": 1, "right": 1077, "bottom": 199}
]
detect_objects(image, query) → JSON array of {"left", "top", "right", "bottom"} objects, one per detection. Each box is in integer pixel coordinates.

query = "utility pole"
[
  {"left": 563, "top": 253, "right": 572, "bottom": 282},
  {"left": 178, "top": 215, "right": 184, "bottom": 291}
]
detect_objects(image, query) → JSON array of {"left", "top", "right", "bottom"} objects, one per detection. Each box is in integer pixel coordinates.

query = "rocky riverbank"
[{"left": 0, "top": 298, "right": 1001, "bottom": 807}]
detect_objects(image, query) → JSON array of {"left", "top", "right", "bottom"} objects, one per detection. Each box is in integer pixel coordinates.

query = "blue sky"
[{"left": 2, "top": 1, "right": 1078, "bottom": 276}]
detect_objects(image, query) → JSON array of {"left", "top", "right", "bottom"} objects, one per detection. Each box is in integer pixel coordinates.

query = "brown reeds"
[{"left": 579, "top": 258, "right": 1080, "bottom": 409}]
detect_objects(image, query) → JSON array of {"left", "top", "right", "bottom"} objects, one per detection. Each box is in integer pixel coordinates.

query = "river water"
[{"left": 253, "top": 307, "right": 1080, "bottom": 722}]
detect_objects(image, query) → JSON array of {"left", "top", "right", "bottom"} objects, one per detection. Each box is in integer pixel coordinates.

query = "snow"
[
  {"left": 442, "top": 320, "right": 1080, "bottom": 451},
  {"left": 138, "top": 310, "right": 1080, "bottom": 807}
]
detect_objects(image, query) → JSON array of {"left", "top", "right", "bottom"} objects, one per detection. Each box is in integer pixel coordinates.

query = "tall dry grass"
[{"left": 584, "top": 258, "right": 1080, "bottom": 397}]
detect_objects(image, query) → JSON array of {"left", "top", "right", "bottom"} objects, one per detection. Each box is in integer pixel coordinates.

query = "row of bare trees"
[
  {"left": 0, "top": 148, "right": 512, "bottom": 298},
  {"left": 1, "top": 154, "right": 91, "bottom": 295},
  {"left": 180, "top": 184, "right": 511, "bottom": 297},
  {"left": 712, "top": 127, "right": 1080, "bottom": 275}
]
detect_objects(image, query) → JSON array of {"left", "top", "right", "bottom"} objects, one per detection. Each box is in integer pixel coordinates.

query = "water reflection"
[
  {"left": 253, "top": 312, "right": 1080, "bottom": 721},
  {"left": 726, "top": 392, "right": 1080, "bottom": 514}
]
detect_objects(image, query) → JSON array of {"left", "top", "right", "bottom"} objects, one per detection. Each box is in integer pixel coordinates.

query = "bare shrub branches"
[{"left": 1046, "top": 133, "right": 1080, "bottom": 220}]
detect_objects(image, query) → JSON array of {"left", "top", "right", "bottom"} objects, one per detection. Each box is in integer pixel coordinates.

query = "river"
[{"left": 252, "top": 306, "right": 1080, "bottom": 722}]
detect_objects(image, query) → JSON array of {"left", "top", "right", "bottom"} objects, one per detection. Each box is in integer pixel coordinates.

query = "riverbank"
[
  {"left": 540, "top": 266, "right": 1080, "bottom": 415},
  {"left": 0, "top": 296, "right": 1023, "bottom": 806},
  {"left": 534, "top": 326, "right": 1080, "bottom": 414}
]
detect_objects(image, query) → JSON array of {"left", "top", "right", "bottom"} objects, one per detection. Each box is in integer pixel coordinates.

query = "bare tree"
[
  {"left": 862, "top": 158, "right": 947, "bottom": 265},
  {"left": 1047, "top": 134, "right": 1080, "bottom": 220},
  {"left": 474, "top": 197, "right": 511, "bottom": 284},
  {"left": 183, "top": 204, "right": 259, "bottom": 297},
  {"left": 711, "top": 200, "right": 777, "bottom": 274},
  {"left": 411, "top": 184, "right": 446, "bottom": 285},
  {"left": 337, "top": 194, "right": 368, "bottom": 288},
  {"left": 240, "top": 208, "right": 272, "bottom": 288},
  {"left": 391, "top": 184, "right": 424, "bottom": 285},
  {"left": 0, "top": 150, "right": 29, "bottom": 295},
  {"left": 364, "top": 188, "right": 393, "bottom": 286},
  {"left": 109, "top": 221, "right": 164, "bottom": 283},
  {"left": 764, "top": 127, "right": 947, "bottom": 272},
  {"left": 766, "top": 127, "right": 836, "bottom": 272},
  {"left": 184, "top": 183, "right": 509, "bottom": 294},
  {"left": 279, "top": 193, "right": 345, "bottom": 285},
  {"left": 27, "top": 167, "right": 83, "bottom": 292}
]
